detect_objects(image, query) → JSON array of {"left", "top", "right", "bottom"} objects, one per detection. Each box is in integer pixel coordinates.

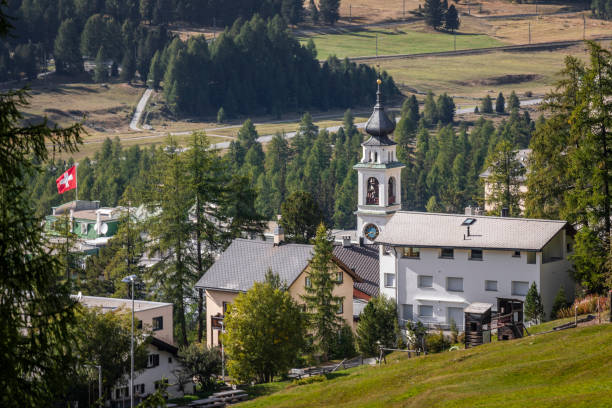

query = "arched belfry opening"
[
  {"left": 388, "top": 177, "right": 396, "bottom": 204},
  {"left": 366, "top": 177, "right": 379, "bottom": 205}
]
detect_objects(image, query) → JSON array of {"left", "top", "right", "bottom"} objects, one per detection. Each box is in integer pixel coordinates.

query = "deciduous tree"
[{"left": 356, "top": 296, "right": 400, "bottom": 357}]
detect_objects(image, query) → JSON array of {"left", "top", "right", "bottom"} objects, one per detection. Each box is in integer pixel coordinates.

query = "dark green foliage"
[
  {"left": 495, "top": 92, "right": 505, "bottom": 113},
  {"left": 319, "top": 0, "right": 340, "bottom": 25},
  {"left": 280, "top": 191, "right": 324, "bottom": 243},
  {"left": 570, "top": 227, "right": 609, "bottom": 294},
  {"left": 54, "top": 19, "right": 83, "bottom": 75},
  {"left": 481, "top": 94, "right": 493, "bottom": 113},
  {"left": 177, "top": 343, "right": 222, "bottom": 391},
  {"left": 93, "top": 46, "right": 108, "bottom": 83},
  {"left": 525, "top": 282, "right": 545, "bottom": 324},
  {"left": 147, "top": 50, "right": 163, "bottom": 89},
  {"left": 483, "top": 140, "right": 525, "bottom": 216},
  {"left": 424, "top": 0, "right": 444, "bottom": 29},
  {"left": 592, "top": 0, "right": 612, "bottom": 20},
  {"left": 302, "top": 224, "right": 344, "bottom": 360},
  {"left": 436, "top": 93, "right": 455, "bottom": 124},
  {"left": 551, "top": 287, "right": 570, "bottom": 320},
  {"left": 356, "top": 296, "right": 400, "bottom": 357},
  {"left": 508, "top": 90, "right": 520, "bottom": 111},
  {"left": 330, "top": 323, "right": 357, "bottom": 359},
  {"left": 282, "top": 0, "right": 305, "bottom": 24},
  {"left": 217, "top": 107, "right": 226, "bottom": 123},
  {"left": 309, "top": 0, "right": 320, "bottom": 23},
  {"left": 444, "top": 4, "right": 460, "bottom": 31}
]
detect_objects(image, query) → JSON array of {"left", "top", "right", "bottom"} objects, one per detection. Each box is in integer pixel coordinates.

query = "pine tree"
[
  {"left": 309, "top": 0, "right": 320, "bottom": 23},
  {"left": 508, "top": 90, "right": 520, "bottom": 111},
  {"left": 483, "top": 140, "right": 525, "bottom": 216},
  {"left": 54, "top": 18, "right": 83, "bottom": 75},
  {"left": 216, "top": 107, "right": 226, "bottom": 123},
  {"left": 302, "top": 223, "right": 343, "bottom": 360},
  {"left": 495, "top": 92, "right": 505, "bottom": 113},
  {"left": 525, "top": 282, "right": 545, "bottom": 324},
  {"left": 356, "top": 296, "right": 400, "bottom": 357},
  {"left": 280, "top": 191, "right": 323, "bottom": 243},
  {"left": 423, "top": 91, "right": 438, "bottom": 126},
  {"left": 550, "top": 286, "right": 569, "bottom": 320},
  {"left": 93, "top": 46, "right": 107, "bottom": 83},
  {"left": 481, "top": 94, "right": 493, "bottom": 113},
  {"left": 319, "top": 0, "right": 340, "bottom": 25},
  {"left": 424, "top": 0, "right": 444, "bottom": 29},
  {"left": 147, "top": 50, "right": 163, "bottom": 89},
  {"left": 120, "top": 50, "right": 136, "bottom": 82},
  {"left": 444, "top": 4, "right": 460, "bottom": 32}
]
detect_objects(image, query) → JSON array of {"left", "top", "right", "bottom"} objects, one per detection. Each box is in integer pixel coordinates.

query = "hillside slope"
[{"left": 239, "top": 324, "right": 612, "bottom": 408}]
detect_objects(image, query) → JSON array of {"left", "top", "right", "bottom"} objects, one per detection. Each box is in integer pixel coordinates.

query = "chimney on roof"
[
  {"left": 501, "top": 207, "right": 509, "bottom": 217},
  {"left": 273, "top": 225, "right": 284, "bottom": 245},
  {"left": 474, "top": 207, "right": 483, "bottom": 216},
  {"left": 342, "top": 235, "right": 352, "bottom": 248},
  {"left": 465, "top": 206, "right": 473, "bottom": 215}
]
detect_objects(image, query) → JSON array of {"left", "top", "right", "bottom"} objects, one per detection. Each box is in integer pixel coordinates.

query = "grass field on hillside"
[
  {"left": 238, "top": 324, "right": 612, "bottom": 408},
  {"left": 300, "top": 23, "right": 504, "bottom": 60}
]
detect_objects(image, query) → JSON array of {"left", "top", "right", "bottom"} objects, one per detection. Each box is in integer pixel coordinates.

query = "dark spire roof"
[{"left": 364, "top": 80, "right": 396, "bottom": 145}]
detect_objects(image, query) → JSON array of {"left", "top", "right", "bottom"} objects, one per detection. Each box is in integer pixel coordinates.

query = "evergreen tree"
[
  {"left": 120, "top": 50, "right": 136, "bottom": 82},
  {"left": 424, "top": 0, "right": 444, "bottom": 29},
  {"left": 93, "top": 46, "right": 108, "bottom": 83},
  {"left": 281, "top": 0, "right": 305, "bottom": 24},
  {"left": 309, "top": 0, "right": 320, "bottom": 23},
  {"left": 508, "top": 90, "right": 520, "bottom": 111},
  {"left": 436, "top": 93, "right": 455, "bottom": 124},
  {"left": 481, "top": 94, "right": 493, "bottom": 113},
  {"left": 550, "top": 286, "right": 569, "bottom": 320},
  {"left": 524, "top": 282, "right": 545, "bottom": 324},
  {"left": 423, "top": 91, "right": 438, "bottom": 126},
  {"left": 319, "top": 0, "right": 340, "bottom": 25},
  {"left": 279, "top": 191, "right": 324, "bottom": 243},
  {"left": 0, "top": 11, "right": 84, "bottom": 405},
  {"left": 356, "top": 296, "right": 400, "bottom": 357},
  {"left": 217, "top": 107, "right": 226, "bottom": 123},
  {"left": 301, "top": 223, "right": 343, "bottom": 360},
  {"left": 54, "top": 18, "right": 83, "bottom": 75},
  {"left": 495, "top": 92, "right": 505, "bottom": 113},
  {"left": 444, "top": 4, "right": 460, "bottom": 32},
  {"left": 147, "top": 50, "right": 163, "bottom": 89},
  {"left": 483, "top": 140, "right": 525, "bottom": 216}
]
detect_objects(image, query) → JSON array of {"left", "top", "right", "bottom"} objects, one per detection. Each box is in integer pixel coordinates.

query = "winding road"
[{"left": 129, "top": 88, "right": 153, "bottom": 131}]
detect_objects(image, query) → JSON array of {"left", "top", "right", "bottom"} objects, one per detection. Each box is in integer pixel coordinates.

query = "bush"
[
  {"left": 550, "top": 286, "right": 570, "bottom": 320},
  {"left": 292, "top": 374, "right": 327, "bottom": 386},
  {"left": 556, "top": 294, "right": 610, "bottom": 318},
  {"left": 425, "top": 330, "right": 451, "bottom": 353},
  {"left": 177, "top": 343, "right": 222, "bottom": 391},
  {"left": 329, "top": 323, "right": 357, "bottom": 359}
]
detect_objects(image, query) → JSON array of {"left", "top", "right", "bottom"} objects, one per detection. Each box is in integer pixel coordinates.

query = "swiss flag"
[{"left": 56, "top": 165, "right": 77, "bottom": 194}]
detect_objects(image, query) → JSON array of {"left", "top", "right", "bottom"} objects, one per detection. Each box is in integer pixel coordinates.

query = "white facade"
[
  {"left": 112, "top": 340, "right": 195, "bottom": 405},
  {"left": 379, "top": 228, "right": 574, "bottom": 329}
]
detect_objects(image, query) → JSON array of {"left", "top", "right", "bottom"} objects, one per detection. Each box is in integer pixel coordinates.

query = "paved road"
[{"left": 129, "top": 88, "right": 153, "bottom": 131}]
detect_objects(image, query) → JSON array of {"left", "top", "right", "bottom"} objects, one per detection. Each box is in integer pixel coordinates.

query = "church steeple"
[{"left": 353, "top": 80, "right": 405, "bottom": 243}]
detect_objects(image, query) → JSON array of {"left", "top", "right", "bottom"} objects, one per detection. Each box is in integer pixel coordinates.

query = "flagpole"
[{"left": 75, "top": 163, "right": 78, "bottom": 202}]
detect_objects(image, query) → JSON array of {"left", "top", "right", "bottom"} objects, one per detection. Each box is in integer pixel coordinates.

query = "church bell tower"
[{"left": 354, "top": 80, "right": 404, "bottom": 243}]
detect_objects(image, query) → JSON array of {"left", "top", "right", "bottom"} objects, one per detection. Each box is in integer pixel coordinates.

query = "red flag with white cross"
[{"left": 56, "top": 165, "right": 77, "bottom": 194}]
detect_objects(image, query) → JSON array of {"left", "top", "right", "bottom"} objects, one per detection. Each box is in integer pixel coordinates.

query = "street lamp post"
[{"left": 122, "top": 274, "right": 137, "bottom": 408}]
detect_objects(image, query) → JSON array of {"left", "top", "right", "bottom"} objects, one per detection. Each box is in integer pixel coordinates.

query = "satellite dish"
[{"left": 100, "top": 223, "right": 108, "bottom": 235}]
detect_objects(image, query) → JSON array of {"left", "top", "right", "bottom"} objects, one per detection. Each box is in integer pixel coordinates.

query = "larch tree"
[
  {"left": 524, "top": 282, "right": 545, "bottom": 324},
  {"left": 301, "top": 223, "right": 344, "bottom": 360},
  {"left": 279, "top": 191, "right": 324, "bottom": 243},
  {"left": 481, "top": 94, "right": 493, "bottom": 113},
  {"left": 54, "top": 18, "right": 83, "bottom": 75},
  {"left": 319, "top": 0, "right": 340, "bottom": 25},
  {"left": 483, "top": 139, "right": 525, "bottom": 217},
  {"left": 495, "top": 92, "right": 505, "bottom": 113}
]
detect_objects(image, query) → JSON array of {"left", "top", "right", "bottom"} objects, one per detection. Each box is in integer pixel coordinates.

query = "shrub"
[
  {"left": 550, "top": 286, "right": 570, "bottom": 320},
  {"left": 425, "top": 330, "right": 451, "bottom": 353},
  {"left": 292, "top": 374, "right": 327, "bottom": 386},
  {"left": 556, "top": 294, "right": 610, "bottom": 318},
  {"left": 330, "top": 323, "right": 357, "bottom": 359}
]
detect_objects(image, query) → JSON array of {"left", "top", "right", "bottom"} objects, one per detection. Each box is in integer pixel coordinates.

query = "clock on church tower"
[{"left": 353, "top": 80, "right": 405, "bottom": 242}]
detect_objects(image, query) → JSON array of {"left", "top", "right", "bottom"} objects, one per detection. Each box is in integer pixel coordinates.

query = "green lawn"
[
  {"left": 238, "top": 323, "right": 612, "bottom": 407},
  {"left": 300, "top": 25, "right": 504, "bottom": 60}
]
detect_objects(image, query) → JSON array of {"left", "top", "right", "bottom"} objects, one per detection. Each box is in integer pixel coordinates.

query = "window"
[
  {"left": 152, "top": 316, "right": 163, "bottom": 331},
  {"left": 148, "top": 354, "right": 160, "bottom": 368},
  {"left": 402, "top": 304, "right": 413, "bottom": 321},
  {"left": 419, "top": 305, "right": 433, "bottom": 317},
  {"left": 336, "top": 271, "right": 343, "bottom": 284},
  {"left": 337, "top": 302, "right": 343, "bottom": 314},
  {"left": 469, "top": 249, "right": 483, "bottom": 260},
  {"left": 134, "top": 384, "right": 145, "bottom": 394},
  {"left": 388, "top": 177, "right": 396, "bottom": 204},
  {"left": 80, "top": 222, "right": 88, "bottom": 234},
  {"left": 513, "top": 250, "right": 521, "bottom": 258},
  {"left": 401, "top": 247, "right": 420, "bottom": 258},
  {"left": 512, "top": 281, "right": 529, "bottom": 296},
  {"left": 447, "top": 277, "right": 463, "bottom": 292},
  {"left": 566, "top": 243, "right": 573, "bottom": 253},
  {"left": 384, "top": 273, "right": 395, "bottom": 288},
  {"left": 418, "top": 275, "right": 433, "bottom": 288},
  {"left": 485, "top": 280, "right": 498, "bottom": 291},
  {"left": 222, "top": 302, "right": 230, "bottom": 314},
  {"left": 305, "top": 276, "right": 311, "bottom": 288},
  {"left": 527, "top": 252, "right": 536, "bottom": 264},
  {"left": 168, "top": 357, "right": 172, "bottom": 364},
  {"left": 366, "top": 177, "right": 379, "bottom": 205},
  {"left": 440, "top": 248, "right": 454, "bottom": 259},
  {"left": 136, "top": 319, "right": 143, "bottom": 330}
]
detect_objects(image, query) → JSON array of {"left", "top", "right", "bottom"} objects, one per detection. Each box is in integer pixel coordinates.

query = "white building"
[
  {"left": 77, "top": 296, "right": 194, "bottom": 405},
  {"left": 351, "top": 83, "right": 575, "bottom": 330}
]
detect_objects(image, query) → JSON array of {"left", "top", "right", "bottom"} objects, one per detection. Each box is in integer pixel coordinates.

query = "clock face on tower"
[{"left": 363, "top": 223, "right": 380, "bottom": 241}]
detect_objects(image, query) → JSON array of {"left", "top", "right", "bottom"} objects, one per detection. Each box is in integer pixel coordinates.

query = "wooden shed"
[
  {"left": 463, "top": 302, "right": 493, "bottom": 348},
  {"left": 496, "top": 298, "right": 525, "bottom": 341}
]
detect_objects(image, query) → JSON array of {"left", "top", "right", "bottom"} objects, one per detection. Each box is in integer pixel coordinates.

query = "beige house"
[
  {"left": 480, "top": 148, "right": 530, "bottom": 214},
  {"left": 195, "top": 238, "right": 361, "bottom": 348}
]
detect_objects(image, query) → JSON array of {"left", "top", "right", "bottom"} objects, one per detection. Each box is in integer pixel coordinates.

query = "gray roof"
[
  {"left": 464, "top": 302, "right": 493, "bottom": 314},
  {"left": 362, "top": 135, "right": 397, "bottom": 146},
  {"left": 195, "top": 239, "right": 313, "bottom": 292},
  {"left": 333, "top": 244, "right": 379, "bottom": 297},
  {"left": 375, "top": 211, "right": 568, "bottom": 251}
]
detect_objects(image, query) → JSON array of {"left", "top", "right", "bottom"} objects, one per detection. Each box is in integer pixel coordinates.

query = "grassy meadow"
[{"left": 238, "top": 323, "right": 612, "bottom": 408}]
